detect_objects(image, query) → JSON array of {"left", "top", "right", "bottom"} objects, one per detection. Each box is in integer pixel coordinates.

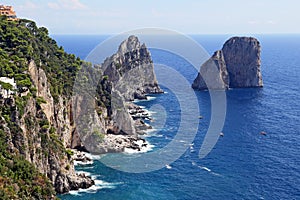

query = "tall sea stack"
[
  {"left": 192, "top": 37, "right": 263, "bottom": 90},
  {"left": 102, "top": 35, "right": 163, "bottom": 100}
]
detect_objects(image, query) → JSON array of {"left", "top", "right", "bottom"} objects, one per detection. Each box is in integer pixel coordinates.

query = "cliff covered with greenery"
[
  {"left": 0, "top": 16, "right": 93, "bottom": 199},
  {"left": 0, "top": 14, "right": 163, "bottom": 199}
]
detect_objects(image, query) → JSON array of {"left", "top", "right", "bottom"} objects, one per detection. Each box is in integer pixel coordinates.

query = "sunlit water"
[{"left": 54, "top": 34, "right": 300, "bottom": 200}]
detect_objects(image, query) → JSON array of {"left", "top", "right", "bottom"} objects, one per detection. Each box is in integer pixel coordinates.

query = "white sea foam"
[
  {"left": 69, "top": 190, "right": 81, "bottom": 196},
  {"left": 147, "top": 110, "right": 157, "bottom": 115},
  {"left": 191, "top": 162, "right": 223, "bottom": 176},
  {"left": 69, "top": 179, "right": 122, "bottom": 195},
  {"left": 144, "top": 128, "right": 158, "bottom": 134},
  {"left": 146, "top": 96, "right": 156, "bottom": 101},
  {"left": 211, "top": 172, "right": 222, "bottom": 177},
  {"left": 133, "top": 96, "right": 156, "bottom": 103},
  {"left": 76, "top": 171, "right": 91, "bottom": 176},
  {"left": 199, "top": 166, "right": 211, "bottom": 172},
  {"left": 124, "top": 140, "right": 155, "bottom": 154},
  {"left": 84, "top": 152, "right": 103, "bottom": 160},
  {"left": 165, "top": 164, "right": 172, "bottom": 169},
  {"left": 74, "top": 160, "right": 93, "bottom": 166},
  {"left": 143, "top": 130, "right": 163, "bottom": 138}
]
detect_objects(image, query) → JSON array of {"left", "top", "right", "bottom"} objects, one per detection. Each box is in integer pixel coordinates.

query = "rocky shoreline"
[
  {"left": 69, "top": 100, "right": 156, "bottom": 192},
  {"left": 74, "top": 102, "right": 153, "bottom": 155}
]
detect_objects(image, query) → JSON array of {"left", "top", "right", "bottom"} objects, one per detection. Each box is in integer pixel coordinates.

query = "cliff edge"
[
  {"left": 102, "top": 35, "right": 163, "bottom": 100},
  {"left": 192, "top": 37, "right": 263, "bottom": 90}
]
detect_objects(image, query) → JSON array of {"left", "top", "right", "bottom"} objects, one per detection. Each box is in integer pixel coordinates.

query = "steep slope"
[
  {"left": 73, "top": 35, "right": 163, "bottom": 154},
  {"left": 0, "top": 16, "right": 163, "bottom": 198},
  {"left": 192, "top": 50, "right": 229, "bottom": 90},
  {"left": 192, "top": 36, "right": 263, "bottom": 90},
  {"left": 0, "top": 16, "right": 93, "bottom": 198},
  {"left": 222, "top": 37, "right": 263, "bottom": 88},
  {"left": 102, "top": 35, "right": 163, "bottom": 100}
]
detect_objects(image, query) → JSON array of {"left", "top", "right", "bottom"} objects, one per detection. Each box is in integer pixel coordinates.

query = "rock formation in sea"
[
  {"left": 0, "top": 16, "right": 161, "bottom": 198},
  {"left": 192, "top": 37, "right": 263, "bottom": 90},
  {"left": 102, "top": 35, "right": 163, "bottom": 100},
  {"left": 73, "top": 35, "right": 163, "bottom": 154}
]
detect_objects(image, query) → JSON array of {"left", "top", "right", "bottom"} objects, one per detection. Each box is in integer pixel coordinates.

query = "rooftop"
[{"left": 0, "top": 5, "right": 18, "bottom": 21}]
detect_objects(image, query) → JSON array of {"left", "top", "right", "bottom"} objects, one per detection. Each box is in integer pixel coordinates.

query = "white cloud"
[
  {"left": 48, "top": 0, "right": 87, "bottom": 10},
  {"left": 16, "top": 1, "right": 39, "bottom": 11}
]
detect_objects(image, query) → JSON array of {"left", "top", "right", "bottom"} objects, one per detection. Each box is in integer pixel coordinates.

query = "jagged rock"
[
  {"left": 222, "top": 37, "right": 263, "bottom": 88},
  {"left": 28, "top": 61, "right": 55, "bottom": 122},
  {"left": 102, "top": 35, "right": 163, "bottom": 101},
  {"left": 192, "top": 50, "right": 229, "bottom": 90},
  {"left": 0, "top": 35, "right": 162, "bottom": 196},
  {"left": 192, "top": 36, "right": 263, "bottom": 90},
  {"left": 4, "top": 61, "right": 95, "bottom": 194}
]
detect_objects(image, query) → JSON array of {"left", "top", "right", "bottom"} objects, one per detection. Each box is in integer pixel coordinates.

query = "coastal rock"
[
  {"left": 222, "top": 37, "right": 263, "bottom": 88},
  {"left": 6, "top": 61, "right": 95, "bottom": 194},
  {"left": 95, "top": 133, "right": 149, "bottom": 153},
  {"left": 102, "top": 35, "right": 163, "bottom": 101},
  {"left": 192, "top": 50, "right": 229, "bottom": 90},
  {"left": 72, "top": 36, "right": 162, "bottom": 149},
  {"left": 192, "top": 37, "right": 263, "bottom": 90},
  {"left": 0, "top": 34, "right": 162, "bottom": 196},
  {"left": 28, "top": 61, "right": 54, "bottom": 122},
  {"left": 55, "top": 173, "right": 94, "bottom": 194}
]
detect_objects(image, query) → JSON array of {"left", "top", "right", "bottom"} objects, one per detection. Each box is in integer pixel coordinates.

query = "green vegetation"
[
  {"left": 0, "top": 81, "right": 13, "bottom": 91},
  {"left": 0, "top": 16, "right": 82, "bottom": 102},
  {"left": 65, "top": 149, "right": 74, "bottom": 159},
  {"left": 0, "top": 130, "right": 55, "bottom": 199},
  {"left": 92, "top": 128, "right": 105, "bottom": 142},
  {"left": 36, "top": 96, "right": 47, "bottom": 105},
  {"left": 0, "top": 16, "right": 89, "bottom": 198},
  {"left": 0, "top": 14, "right": 112, "bottom": 198}
]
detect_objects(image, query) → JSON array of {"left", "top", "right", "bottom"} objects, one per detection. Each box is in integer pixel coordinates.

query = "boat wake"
[{"left": 191, "top": 162, "right": 222, "bottom": 176}]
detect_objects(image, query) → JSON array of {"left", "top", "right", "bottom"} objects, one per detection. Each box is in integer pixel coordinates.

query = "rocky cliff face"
[
  {"left": 222, "top": 37, "right": 263, "bottom": 88},
  {"left": 192, "top": 37, "right": 263, "bottom": 90},
  {"left": 0, "top": 26, "right": 162, "bottom": 197},
  {"left": 72, "top": 36, "right": 162, "bottom": 154},
  {"left": 102, "top": 35, "right": 163, "bottom": 100},
  {"left": 192, "top": 50, "right": 229, "bottom": 90},
  {"left": 9, "top": 61, "right": 94, "bottom": 193}
]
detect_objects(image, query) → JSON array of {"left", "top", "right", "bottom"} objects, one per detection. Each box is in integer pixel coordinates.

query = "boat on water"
[{"left": 260, "top": 131, "right": 267, "bottom": 135}]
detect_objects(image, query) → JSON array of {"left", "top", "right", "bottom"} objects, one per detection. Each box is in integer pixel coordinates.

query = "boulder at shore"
[{"left": 192, "top": 37, "right": 263, "bottom": 90}]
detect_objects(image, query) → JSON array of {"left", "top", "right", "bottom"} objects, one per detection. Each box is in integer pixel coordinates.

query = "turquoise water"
[{"left": 54, "top": 35, "right": 300, "bottom": 199}]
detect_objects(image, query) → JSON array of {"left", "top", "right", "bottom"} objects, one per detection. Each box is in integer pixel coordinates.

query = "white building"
[{"left": 0, "top": 77, "right": 17, "bottom": 98}]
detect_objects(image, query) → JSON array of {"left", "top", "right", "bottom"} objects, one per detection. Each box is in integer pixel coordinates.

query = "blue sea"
[{"left": 53, "top": 34, "right": 300, "bottom": 200}]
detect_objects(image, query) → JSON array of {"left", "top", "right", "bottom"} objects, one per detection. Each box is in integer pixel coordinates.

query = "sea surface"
[{"left": 53, "top": 34, "right": 300, "bottom": 200}]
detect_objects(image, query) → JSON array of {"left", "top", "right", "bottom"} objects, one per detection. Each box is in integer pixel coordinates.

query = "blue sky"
[{"left": 2, "top": 0, "right": 300, "bottom": 34}]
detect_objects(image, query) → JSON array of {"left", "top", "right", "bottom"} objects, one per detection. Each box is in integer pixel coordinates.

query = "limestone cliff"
[
  {"left": 192, "top": 50, "right": 229, "bottom": 90},
  {"left": 0, "top": 17, "right": 162, "bottom": 198},
  {"left": 192, "top": 36, "right": 263, "bottom": 90},
  {"left": 102, "top": 35, "right": 163, "bottom": 101},
  {"left": 72, "top": 36, "right": 162, "bottom": 154},
  {"left": 1, "top": 61, "right": 94, "bottom": 194}
]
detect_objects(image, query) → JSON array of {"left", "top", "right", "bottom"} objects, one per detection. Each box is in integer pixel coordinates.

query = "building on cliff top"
[
  {"left": 0, "top": 77, "right": 17, "bottom": 98},
  {"left": 0, "top": 5, "right": 18, "bottom": 21}
]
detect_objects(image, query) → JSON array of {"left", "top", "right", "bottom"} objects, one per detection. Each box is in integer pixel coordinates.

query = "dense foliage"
[
  {"left": 0, "top": 15, "right": 82, "bottom": 102},
  {"left": 0, "top": 16, "right": 87, "bottom": 198},
  {"left": 0, "top": 130, "right": 55, "bottom": 199}
]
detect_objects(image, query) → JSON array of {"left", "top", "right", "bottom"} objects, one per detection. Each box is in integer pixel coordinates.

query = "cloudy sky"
[{"left": 2, "top": 0, "right": 300, "bottom": 35}]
